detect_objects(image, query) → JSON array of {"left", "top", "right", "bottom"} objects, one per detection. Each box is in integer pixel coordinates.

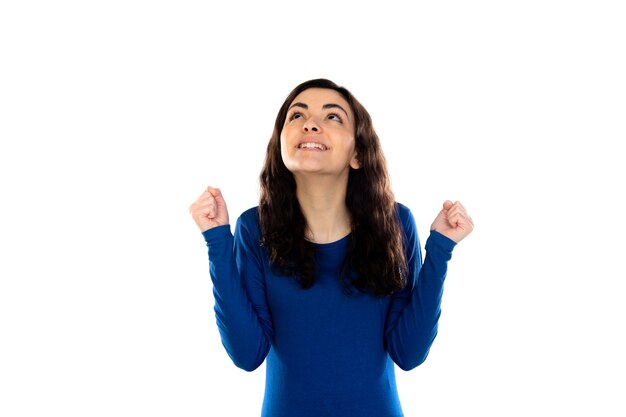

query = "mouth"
[{"left": 297, "top": 142, "right": 328, "bottom": 151}]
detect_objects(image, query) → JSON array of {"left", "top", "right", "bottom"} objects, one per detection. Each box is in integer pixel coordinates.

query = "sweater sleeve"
[
  {"left": 384, "top": 207, "right": 456, "bottom": 371},
  {"left": 202, "top": 215, "right": 273, "bottom": 372}
]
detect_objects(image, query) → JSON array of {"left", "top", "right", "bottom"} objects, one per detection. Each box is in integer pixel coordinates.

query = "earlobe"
[{"left": 350, "top": 155, "right": 361, "bottom": 169}]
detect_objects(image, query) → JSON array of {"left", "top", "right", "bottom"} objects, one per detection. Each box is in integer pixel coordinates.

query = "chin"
[{"left": 284, "top": 160, "right": 324, "bottom": 173}]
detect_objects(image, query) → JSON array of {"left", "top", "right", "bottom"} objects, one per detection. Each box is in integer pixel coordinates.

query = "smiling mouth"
[{"left": 297, "top": 142, "right": 328, "bottom": 151}]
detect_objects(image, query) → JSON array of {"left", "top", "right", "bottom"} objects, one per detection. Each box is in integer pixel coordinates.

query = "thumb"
[
  {"left": 206, "top": 186, "right": 229, "bottom": 212},
  {"left": 442, "top": 200, "right": 453, "bottom": 210},
  {"left": 207, "top": 186, "right": 224, "bottom": 202}
]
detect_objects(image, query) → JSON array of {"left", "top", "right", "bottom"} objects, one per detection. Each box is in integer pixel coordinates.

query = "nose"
[{"left": 303, "top": 118, "right": 320, "bottom": 133}]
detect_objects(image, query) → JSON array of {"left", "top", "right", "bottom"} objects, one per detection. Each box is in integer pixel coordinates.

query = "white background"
[{"left": 1, "top": 1, "right": 625, "bottom": 416}]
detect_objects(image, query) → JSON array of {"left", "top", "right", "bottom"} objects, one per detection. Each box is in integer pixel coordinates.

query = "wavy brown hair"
[{"left": 258, "top": 78, "right": 407, "bottom": 296}]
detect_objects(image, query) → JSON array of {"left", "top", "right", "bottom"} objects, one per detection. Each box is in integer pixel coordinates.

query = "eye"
[
  {"left": 288, "top": 111, "right": 303, "bottom": 122},
  {"left": 327, "top": 113, "right": 343, "bottom": 123}
]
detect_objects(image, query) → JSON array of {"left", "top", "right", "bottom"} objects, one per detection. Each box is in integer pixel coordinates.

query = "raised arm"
[
  {"left": 384, "top": 202, "right": 472, "bottom": 370},
  {"left": 190, "top": 187, "right": 273, "bottom": 371}
]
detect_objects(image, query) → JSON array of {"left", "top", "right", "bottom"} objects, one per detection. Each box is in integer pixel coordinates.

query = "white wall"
[{"left": 1, "top": 1, "right": 624, "bottom": 416}]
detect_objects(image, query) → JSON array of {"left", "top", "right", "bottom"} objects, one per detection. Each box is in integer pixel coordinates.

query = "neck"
[{"left": 295, "top": 174, "right": 351, "bottom": 244}]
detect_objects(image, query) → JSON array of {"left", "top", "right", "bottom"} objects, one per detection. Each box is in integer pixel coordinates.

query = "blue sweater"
[{"left": 202, "top": 203, "right": 456, "bottom": 417}]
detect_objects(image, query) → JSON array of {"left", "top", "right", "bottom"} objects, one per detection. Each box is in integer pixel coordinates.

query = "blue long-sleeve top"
[{"left": 202, "top": 203, "right": 456, "bottom": 417}]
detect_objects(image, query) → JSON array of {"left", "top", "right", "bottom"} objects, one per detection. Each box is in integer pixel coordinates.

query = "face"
[{"left": 280, "top": 88, "right": 360, "bottom": 178}]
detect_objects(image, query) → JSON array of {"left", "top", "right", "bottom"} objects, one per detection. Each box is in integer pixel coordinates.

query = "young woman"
[{"left": 189, "top": 78, "right": 473, "bottom": 416}]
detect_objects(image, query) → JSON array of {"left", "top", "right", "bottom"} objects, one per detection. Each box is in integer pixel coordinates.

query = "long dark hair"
[{"left": 259, "top": 78, "right": 407, "bottom": 296}]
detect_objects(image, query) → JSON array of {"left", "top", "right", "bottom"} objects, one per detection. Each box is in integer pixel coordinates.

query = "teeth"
[{"left": 299, "top": 142, "right": 327, "bottom": 150}]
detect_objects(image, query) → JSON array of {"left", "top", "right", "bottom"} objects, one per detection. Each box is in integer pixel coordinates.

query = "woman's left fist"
[{"left": 430, "top": 200, "right": 474, "bottom": 243}]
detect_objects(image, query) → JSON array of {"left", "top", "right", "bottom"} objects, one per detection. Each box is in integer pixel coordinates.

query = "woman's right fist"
[{"left": 189, "top": 186, "right": 230, "bottom": 232}]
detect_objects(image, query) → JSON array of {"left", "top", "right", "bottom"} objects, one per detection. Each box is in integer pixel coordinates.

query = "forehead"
[{"left": 290, "top": 88, "right": 352, "bottom": 113}]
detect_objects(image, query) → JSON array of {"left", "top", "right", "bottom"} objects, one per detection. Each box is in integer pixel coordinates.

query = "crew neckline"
[{"left": 308, "top": 233, "right": 351, "bottom": 250}]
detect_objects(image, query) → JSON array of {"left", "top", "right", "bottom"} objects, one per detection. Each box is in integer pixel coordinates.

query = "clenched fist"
[
  {"left": 189, "top": 186, "right": 230, "bottom": 232},
  {"left": 430, "top": 200, "right": 474, "bottom": 243}
]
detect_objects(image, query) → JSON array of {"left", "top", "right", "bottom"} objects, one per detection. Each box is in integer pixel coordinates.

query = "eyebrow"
[{"left": 288, "top": 102, "right": 351, "bottom": 120}]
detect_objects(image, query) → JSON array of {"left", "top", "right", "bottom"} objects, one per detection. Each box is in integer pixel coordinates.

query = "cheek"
[
  {"left": 279, "top": 133, "right": 294, "bottom": 166},
  {"left": 279, "top": 133, "right": 289, "bottom": 153},
  {"left": 280, "top": 124, "right": 301, "bottom": 151},
  {"left": 345, "top": 136, "right": 357, "bottom": 153}
]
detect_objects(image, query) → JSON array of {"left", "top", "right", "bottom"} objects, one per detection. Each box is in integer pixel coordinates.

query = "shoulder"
[
  {"left": 235, "top": 206, "right": 262, "bottom": 238},
  {"left": 394, "top": 202, "right": 419, "bottom": 242},
  {"left": 394, "top": 202, "right": 416, "bottom": 227},
  {"left": 238, "top": 206, "right": 260, "bottom": 223}
]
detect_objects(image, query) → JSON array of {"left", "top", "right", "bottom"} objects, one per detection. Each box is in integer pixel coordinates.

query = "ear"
[{"left": 349, "top": 153, "right": 361, "bottom": 169}]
